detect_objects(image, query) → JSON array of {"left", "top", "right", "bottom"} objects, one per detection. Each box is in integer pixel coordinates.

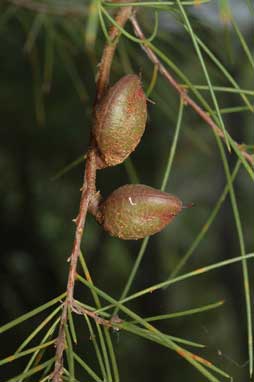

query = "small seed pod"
[
  {"left": 93, "top": 75, "right": 147, "bottom": 169},
  {"left": 96, "top": 184, "right": 183, "bottom": 240}
]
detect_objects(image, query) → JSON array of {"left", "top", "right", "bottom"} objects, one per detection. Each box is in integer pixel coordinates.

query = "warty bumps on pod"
[
  {"left": 95, "top": 184, "right": 183, "bottom": 240},
  {"left": 93, "top": 75, "right": 147, "bottom": 169}
]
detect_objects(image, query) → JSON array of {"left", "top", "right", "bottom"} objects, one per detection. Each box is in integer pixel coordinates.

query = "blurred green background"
[{"left": 0, "top": 0, "right": 253, "bottom": 380}]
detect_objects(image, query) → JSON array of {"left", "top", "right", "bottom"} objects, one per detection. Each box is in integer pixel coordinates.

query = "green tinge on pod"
[
  {"left": 96, "top": 184, "right": 183, "bottom": 240},
  {"left": 93, "top": 74, "right": 147, "bottom": 169}
]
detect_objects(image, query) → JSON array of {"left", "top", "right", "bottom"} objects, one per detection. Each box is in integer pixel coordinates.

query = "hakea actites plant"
[{"left": 89, "top": 74, "right": 187, "bottom": 240}]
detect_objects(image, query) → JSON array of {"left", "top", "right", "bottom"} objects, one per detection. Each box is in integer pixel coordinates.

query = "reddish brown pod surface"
[
  {"left": 93, "top": 75, "right": 147, "bottom": 168},
  {"left": 97, "top": 184, "right": 183, "bottom": 240}
]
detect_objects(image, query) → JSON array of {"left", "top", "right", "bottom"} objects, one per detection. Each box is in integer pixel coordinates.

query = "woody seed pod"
[
  {"left": 96, "top": 184, "right": 183, "bottom": 240},
  {"left": 93, "top": 75, "right": 147, "bottom": 169}
]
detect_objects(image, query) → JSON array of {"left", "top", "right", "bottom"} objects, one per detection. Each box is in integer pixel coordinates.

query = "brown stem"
[
  {"left": 130, "top": 16, "right": 254, "bottom": 166},
  {"left": 72, "top": 300, "right": 118, "bottom": 328},
  {"left": 52, "top": 4, "right": 133, "bottom": 381},
  {"left": 52, "top": 149, "right": 96, "bottom": 382},
  {"left": 96, "top": 5, "right": 133, "bottom": 102}
]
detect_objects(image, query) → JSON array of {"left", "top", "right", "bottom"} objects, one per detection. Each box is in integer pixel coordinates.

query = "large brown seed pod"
[
  {"left": 93, "top": 75, "right": 147, "bottom": 168},
  {"left": 96, "top": 184, "right": 183, "bottom": 240}
]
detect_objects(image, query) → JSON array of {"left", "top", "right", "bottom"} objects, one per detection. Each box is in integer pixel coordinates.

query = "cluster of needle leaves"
[{"left": 0, "top": 0, "right": 253, "bottom": 381}]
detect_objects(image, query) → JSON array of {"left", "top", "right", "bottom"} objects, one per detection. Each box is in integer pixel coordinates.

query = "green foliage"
[{"left": 0, "top": 0, "right": 253, "bottom": 381}]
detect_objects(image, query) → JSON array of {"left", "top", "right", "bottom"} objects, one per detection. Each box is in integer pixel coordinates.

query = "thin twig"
[
  {"left": 72, "top": 300, "right": 113, "bottom": 328},
  {"left": 96, "top": 5, "right": 133, "bottom": 102},
  {"left": 52, "top": 148, "right": 96, "bottom": 381},
  {"left": 130, "top": 15, "right": 254, "bottom": 166},
  {"left": 52, "top": 4, "right": 133, "bottom": 381}
]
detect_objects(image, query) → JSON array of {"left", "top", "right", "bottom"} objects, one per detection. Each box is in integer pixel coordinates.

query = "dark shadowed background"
[{"left": 0, "top": 1, "right": 253, "bottom": 381}]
